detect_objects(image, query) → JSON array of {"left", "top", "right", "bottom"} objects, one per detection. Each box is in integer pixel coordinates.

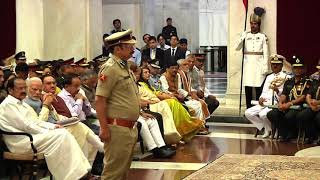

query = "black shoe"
[
  {"left": 279, "top": 136, "right": 289, "bottom": 142},
  {"left": 304, "top": 138, "right": 313, "bottom": 144},
  {"left": 91, "top": 152, "right": 104, "bottom": 175},
  {"left": 162, "top": 146, "right": 176, "bottom": 155},
  {"left": 152, "top": 147, "right": 176, "bottom": 158},
  {"left": 165, "top": 145, "right": 176, "bottom": 151}
]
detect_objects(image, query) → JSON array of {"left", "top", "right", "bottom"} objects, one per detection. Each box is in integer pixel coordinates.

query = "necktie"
[
  {"left": 171, "top": 48, "right": 175, "bottom": 56},
  {"left": 151, "top": 49, "right": 156, "bottom": 59}
]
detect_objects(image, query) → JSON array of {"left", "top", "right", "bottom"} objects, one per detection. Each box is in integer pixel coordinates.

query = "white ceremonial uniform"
[
  {"left": 245, "top": 72, "right": 287, "bottom": 131},
  {"left": 137, "top": 116, "right": 166, "bottom": 151},
  {"left": 0, "top": 95, "right": 91, "bottom": 180},
  {"left": 235, "top": 31, "right": 269, "bottom": 87}
]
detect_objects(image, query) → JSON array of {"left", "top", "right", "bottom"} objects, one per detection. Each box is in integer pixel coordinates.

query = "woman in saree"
[{"left": 136, "top": 66, "right": 204, "bottom": 142}]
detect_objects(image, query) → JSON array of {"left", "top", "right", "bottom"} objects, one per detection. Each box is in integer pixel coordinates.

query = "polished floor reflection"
[
  {"left": 127, "top": 123, "right": 318, "bottom": 180},
  {"left": 204, "top": 72, "right": 227, "bottom": 98}
]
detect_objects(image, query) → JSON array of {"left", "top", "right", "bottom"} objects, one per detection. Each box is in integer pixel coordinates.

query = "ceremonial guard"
[{"left": 235, "top": 7, "right": 269, "bottom": 108}]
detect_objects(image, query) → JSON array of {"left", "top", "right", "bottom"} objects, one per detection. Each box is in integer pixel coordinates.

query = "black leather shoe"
[
  {"left": 91, "top": 152, "right": 104, "bottom": 175},
  {"left": 165, "top": 145, "right": 176, "bottom": 151},
  {"left": 162, "top": 146, "right": 176, "bottom": 155},
  {"left": 279, "top": 136, "right": 289, "bottom": 142},
  {"left": 152, "top": 147, "right": 176, "bottom": 158}
]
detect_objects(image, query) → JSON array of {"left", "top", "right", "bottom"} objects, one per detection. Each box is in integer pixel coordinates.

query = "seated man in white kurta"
[
  {"left": 160, "top": 61, "right": 204, "bottom": 120},
  {"left": 245, "top": 54, "right": 288, "bottom": 138},
  {"left": 176, "top": 58, "right": 210, "bottom": 121},
  {"left": 24, "top": 77, "right": 104, "bottom": 164},
  {"left": 0, "top": 77, "right": 91, "bottom": 180}
]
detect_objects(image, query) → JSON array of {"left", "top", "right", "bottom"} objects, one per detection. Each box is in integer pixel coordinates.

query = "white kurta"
[
  {"left": 0, "top": 95, "right": 91, "bottom": 180},
  {"left": 24, "top": 100, "right": 101, "bottom": 164},
  {"left": 235, "top": 31, "right": 269, "bottom": 87},
  {"left": 160, "top": 75, "right": 204, "bottom": 120},
  {"left": 245, "top": 72, "right": 287, "bottom": 131}
]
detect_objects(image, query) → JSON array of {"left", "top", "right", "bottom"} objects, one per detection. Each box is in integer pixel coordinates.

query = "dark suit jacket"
[
  {"left": 162, "top": 25, "right": 177, "bottom": 45},
  {"left": 110, "top": 29, "right": 126, "bottom": 34},
  {"left": 163, "top": 47, "right": 186, "bottom": 69},
  {"left": 142, "top": 48, "right": 164, "bottom": 62}
]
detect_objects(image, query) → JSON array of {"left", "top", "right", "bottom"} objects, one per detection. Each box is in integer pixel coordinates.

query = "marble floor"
[{"left": 127, "top": 123, "right": 318, "bottom": 180}]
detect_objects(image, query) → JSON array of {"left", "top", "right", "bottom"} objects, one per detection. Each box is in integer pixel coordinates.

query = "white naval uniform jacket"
[
  {"left": 235, "top": 31, "right": 269, "bottom": 87},
  {"left": 260, "top": 71, "right": 288, "bottom": 105}
]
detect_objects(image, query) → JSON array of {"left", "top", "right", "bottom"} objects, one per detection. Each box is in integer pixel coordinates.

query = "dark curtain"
[
  {"left": 277, "top": 1, "right": 320, "bottom": 74},
  {"left": 0, "top": 0, "right": 16, "bottom": 60}
]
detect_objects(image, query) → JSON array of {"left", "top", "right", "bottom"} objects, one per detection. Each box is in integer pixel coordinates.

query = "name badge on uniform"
[{"left": 99, "top": 74, "right": 107, "bottom": 81}]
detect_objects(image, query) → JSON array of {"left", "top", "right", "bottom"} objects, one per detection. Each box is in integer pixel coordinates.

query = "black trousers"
[
  {"left": 205, "top": 97, "right": 220, "bottom": 114},
  {"left": 267, "top": 109, "right": 299, "bottom": 138},
  {"left": 245, "top": 86, "right": 262, "bottom": 109},
  {"left": 296, "top": 108, "right": 319, "bottom": 139},
  {"left": 315, "top": 112, "right": 320, "bottom": 137},
  {"left": 143, "top": 110, "right": 165, "bottom": 138}
]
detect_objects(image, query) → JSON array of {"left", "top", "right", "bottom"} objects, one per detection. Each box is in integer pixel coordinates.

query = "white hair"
[
  {"left": 26, "top": 77, "right": 42, "bottom": 87},
  {"left": 186, "top": 54, "right": 195, "bottom": 59},
  {"left": 177, "top": 59, "right": 187, "bottom": 65}
]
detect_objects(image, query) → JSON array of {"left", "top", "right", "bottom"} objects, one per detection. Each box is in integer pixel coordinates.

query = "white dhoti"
[
  {"left": 65, "top": 122, "right": 103, "bottom": 164},
  {"left": 245, "top": 105, "right": 272, "bottom": 132},
  {"left": 137, "top": 116, "right": 166, "bottom": 151},
  {"left": 4, "top": 129, "right": 91, "bottom": 180},
  {"left": 185, "top": 100, "right": 204, "bottom": 120}
]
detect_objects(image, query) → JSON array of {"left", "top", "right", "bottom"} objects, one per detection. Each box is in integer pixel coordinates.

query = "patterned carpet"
[
  {"left": 295, "top": 146, "right": 320, "bottom": 158},
  {"left": 184, "top": 154, "right": 320, "bottom": 180}
]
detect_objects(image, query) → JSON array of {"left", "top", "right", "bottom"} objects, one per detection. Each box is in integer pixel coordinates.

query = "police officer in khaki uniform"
[{"left": 95, "top": 29, "right": 140, "bottom": 180}]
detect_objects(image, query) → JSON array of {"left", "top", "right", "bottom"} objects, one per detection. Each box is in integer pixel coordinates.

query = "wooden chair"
[
  {"left": 296, "top": 119, "right": 306, "bottom": 144},
  {"left": 271, "top": 119, "right": 279, "bottom": 140},
  {"left": 0, "top": 129, "right": 52, "bottom": 180}
]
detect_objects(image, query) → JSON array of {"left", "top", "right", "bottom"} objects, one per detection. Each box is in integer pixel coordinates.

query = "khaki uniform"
[{"left": 96, "top": 54, "right": 140, "bottom": 180}]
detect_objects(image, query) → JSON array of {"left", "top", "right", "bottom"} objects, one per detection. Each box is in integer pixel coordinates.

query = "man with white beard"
[{"left": 177, "top": 58, "right": 210, "bottom": 121}]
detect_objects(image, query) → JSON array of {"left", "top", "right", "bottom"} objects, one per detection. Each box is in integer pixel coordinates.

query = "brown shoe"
[{"left": 197, "top": 129, "right": 209, "bottom": 135}]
